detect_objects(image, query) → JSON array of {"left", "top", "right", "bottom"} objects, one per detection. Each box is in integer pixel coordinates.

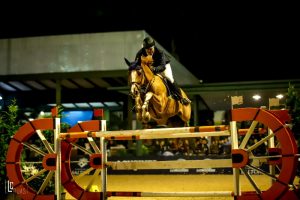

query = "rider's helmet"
[{"left": 143, "top": 37, "right": 155, "bottom": 49}]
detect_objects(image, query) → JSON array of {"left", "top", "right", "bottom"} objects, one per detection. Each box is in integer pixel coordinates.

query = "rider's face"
[{"left": 145, "top": 46, "right": 155, "bottom": 56}]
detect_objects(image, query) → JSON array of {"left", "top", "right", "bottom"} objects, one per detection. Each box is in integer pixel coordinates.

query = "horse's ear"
[{"left": 124, "top": 58, "right": 131, "bottom": 67}]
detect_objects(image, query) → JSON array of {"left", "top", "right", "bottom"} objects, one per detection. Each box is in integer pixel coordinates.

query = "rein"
[{"left": 130, "top": 69, "right": 155, "bottom": 95}]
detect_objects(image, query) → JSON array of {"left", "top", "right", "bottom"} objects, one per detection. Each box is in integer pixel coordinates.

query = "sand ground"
[
  {"left": 5, "top": 174, "right": 298, "bottom": 200},
  {"left": 64, "top": 174, "right": 283, "bottom": 200}
]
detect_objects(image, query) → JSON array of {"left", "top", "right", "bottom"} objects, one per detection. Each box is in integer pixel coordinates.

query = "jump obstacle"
[{"left": 5, "top": 108, "right": 300, "bottom": 200}]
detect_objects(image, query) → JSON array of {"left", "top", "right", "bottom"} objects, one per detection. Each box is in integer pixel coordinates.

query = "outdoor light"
[
  {"left": 252, "top": 94, "right": 261, "bottom": 101},
  {"left": 276, "top": 94, "right": 284, "bottom": 99}
]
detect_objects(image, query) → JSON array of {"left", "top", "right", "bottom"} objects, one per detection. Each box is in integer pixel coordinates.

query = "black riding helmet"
[{"left": 143, "top": 37, "right": 155, "bottom": 49}]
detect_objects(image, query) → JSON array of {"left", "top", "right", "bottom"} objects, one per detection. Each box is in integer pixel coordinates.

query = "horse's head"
[{"left": 124, "top": 58, "right": 145, "bottom": 98}]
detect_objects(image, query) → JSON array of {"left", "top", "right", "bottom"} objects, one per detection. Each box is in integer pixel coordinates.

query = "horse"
[{"left": 125, "top": 55, "right": 191, "bottom": 128}]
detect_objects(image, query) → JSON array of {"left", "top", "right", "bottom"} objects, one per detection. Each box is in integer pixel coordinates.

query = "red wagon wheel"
[
  {"left": 231, "top": 108, "right": 298, "bottom": 199},
  {"left": 61, "top": 120, "right": 103, "bottom": 200},
  {"left": 6, "top": 108, "right": 299, "bottom": 200},
  {"left": 6, "top": 118, "right": 56, "bottom": 200}
]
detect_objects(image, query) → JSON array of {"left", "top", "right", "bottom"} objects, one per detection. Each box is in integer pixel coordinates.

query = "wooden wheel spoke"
[
  {"left": 247, "top": 132, "right": 275, "bottom": 152},
  {"left": 23, "top": 142, "right": 47, "bottom": 156},
  {"left": 276, "top": 142, "right": 281, "bottom": 148},
  {"left": 247, "top": 164, "right": 278, "bottom": 181},
  {"left": 276, "top": 165, "right": 281, "bottom": 173},
  {"left": 74, "top": 167, "right": 94, "bottom": 181},
  {"left": 36, "top": 130, "right": 54, "bottom": 153},
  {"left": 250, "top": 155, "right": 282, "bottom": 160},
  {"left": 17, "top": 161, "right": 43, "bottom": 164},
  {"left": 70, "top": 160, "right": 89, "bottom": 164},
  {"left": 239, "top": 121, "right": 258, "bottom": 149},
  {"left": 71, "top": 142, "right": 92, "bottom": 155},
  {"left": 249, "top": 154, "right": 282, "bottom": 164},
  {"left": 23, "top": 168, "right": 47, "bottom": 183},
  {"left": 241, "top": 168, "right": 261, "bottom": 194},
  {"left": 247, "top": 164, "right": 296, "bottom": 189},
  {"left": 37, "top": 171, "right": 54, "bottom": 194},
  {"left": 87, "top": 137, "right": 101, "bottom": 153},
  {"left": 86, "top": 169, "right": 101, "bottom": 191}
]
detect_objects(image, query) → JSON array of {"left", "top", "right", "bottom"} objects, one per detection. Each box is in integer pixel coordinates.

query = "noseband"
[
  {"left": 130, "top": 69, "right": 155, "bottom": 97},
  {"left": 130, "top": 69, "right": 145, "bottom": 97}
]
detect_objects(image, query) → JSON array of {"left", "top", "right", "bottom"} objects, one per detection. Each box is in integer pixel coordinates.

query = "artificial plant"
[
  {"left": 286, "top": 83, "right": 300, "bottom": 138},
  {"left": 0, "top": 99, "right": 21, "bottom": 194}
]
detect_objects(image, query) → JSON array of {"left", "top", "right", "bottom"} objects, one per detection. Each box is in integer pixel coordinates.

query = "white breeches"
[{"left": 160, "top": 63, "right": 174, "bottom": 83}]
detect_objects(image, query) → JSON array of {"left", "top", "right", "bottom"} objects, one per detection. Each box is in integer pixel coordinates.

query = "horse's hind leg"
[
  {"left": 142, "top": 92, "right": 153, "bottom": 122},
  {"left": 167, "top": 115, "right": 185, "bottom": 128}
]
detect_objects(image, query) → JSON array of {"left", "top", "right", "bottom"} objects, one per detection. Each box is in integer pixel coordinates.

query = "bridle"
[
  {"left": 129, "top": 68, "right": 155, "bottom": 98},
  {"left": 129, "top": 69, "right": 145, "bottom": 98}
]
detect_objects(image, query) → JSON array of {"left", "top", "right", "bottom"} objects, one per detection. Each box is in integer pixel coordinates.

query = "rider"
[{"left": 135, "top": 37, "right": 191, "bottom": 105}]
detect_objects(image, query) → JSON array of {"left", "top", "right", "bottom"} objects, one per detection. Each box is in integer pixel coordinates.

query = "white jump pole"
[
  {"left": 230, "top": 120, "right": 240, "bottom": 197},
  {"left": 101, "top": 120, "right": 107, "bottom": 200},
  {"left": 107, "top": 159, "right": 232, "bottom": 170},
  {"left": 54, "top": 117, "right": 61, "bottom": 200},
  {"left": 268, "top": 98, "right": 276, "bottom": 185}
]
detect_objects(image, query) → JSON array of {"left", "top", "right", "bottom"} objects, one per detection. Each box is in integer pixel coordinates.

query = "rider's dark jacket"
[{"left": 135, "top": 47, "right": 170, "bottom": 74}]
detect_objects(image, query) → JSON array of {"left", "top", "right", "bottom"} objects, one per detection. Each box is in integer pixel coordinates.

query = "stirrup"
[
  {"left": 169, "top": 94, "right": 180, "bottom": 101},
  {"left": 181, "top": 98, "right": 191, "bottom": 105}
]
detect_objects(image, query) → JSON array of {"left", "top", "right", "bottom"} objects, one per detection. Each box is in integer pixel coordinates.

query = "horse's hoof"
[
  {"left": 142, "top": 104, "right": 147, "bottom": 110},
  {"left": 145, "top": 112, "right": 151, "bottom": 122}
]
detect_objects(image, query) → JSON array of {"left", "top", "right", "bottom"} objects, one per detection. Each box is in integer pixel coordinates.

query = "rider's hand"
[
  {"left": 152, "top": 67, "right": 159, "bottom": 73},
  {"left": 141, "top": 55, "right": 147, "bottom": 63},
  {"left": 141, "top": 55, "right": 153, "bottom": 65}
]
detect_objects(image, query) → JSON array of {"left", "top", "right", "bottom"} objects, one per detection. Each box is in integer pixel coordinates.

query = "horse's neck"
[{"left": 141, "top": 63, "right": 154, "bottom": 82}]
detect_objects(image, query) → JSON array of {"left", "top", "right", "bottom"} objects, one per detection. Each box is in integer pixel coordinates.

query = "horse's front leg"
[
  {"left": 142, "top": 92, "right": 153, "bottom": 122},
  {"left": 134, "top": 94, "right": 143, "bottom": 121},
  {"left": 130, "top": 83, "right": 143, "bottom": 120}
]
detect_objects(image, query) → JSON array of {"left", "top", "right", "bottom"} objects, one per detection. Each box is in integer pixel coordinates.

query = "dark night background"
[{"left": 0, "top": 2, "right": 298, "bottom": 83}]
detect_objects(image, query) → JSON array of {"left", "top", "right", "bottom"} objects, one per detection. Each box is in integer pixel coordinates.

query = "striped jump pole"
[{"left": 60, "top": 125, "right": 230, "bottom": 140}]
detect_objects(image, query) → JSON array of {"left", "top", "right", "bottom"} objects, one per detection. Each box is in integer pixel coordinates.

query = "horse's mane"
[{"left": 127, "top": 60, "right": 141, "bottom": 71}]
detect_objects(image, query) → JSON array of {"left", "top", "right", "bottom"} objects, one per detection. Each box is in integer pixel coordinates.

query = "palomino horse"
[{"left": 125, "top": 55, "right": 191, "bottom": 128}]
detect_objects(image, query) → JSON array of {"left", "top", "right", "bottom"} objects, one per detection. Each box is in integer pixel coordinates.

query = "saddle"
[{"left": 157, "top": 74, "right": 181, "bottom": 101}]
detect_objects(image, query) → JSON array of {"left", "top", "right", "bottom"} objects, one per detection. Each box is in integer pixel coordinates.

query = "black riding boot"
[{"left": 171, "top": 81, "right": 191, "bottom": 105}]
